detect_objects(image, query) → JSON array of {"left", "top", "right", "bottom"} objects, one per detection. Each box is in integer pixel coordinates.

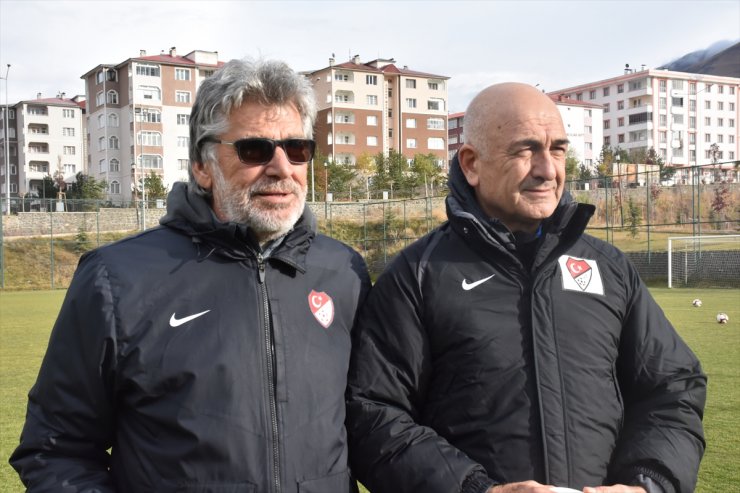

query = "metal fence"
[{"left": 1, "top": 168, "right": 738, "bottom": 290}]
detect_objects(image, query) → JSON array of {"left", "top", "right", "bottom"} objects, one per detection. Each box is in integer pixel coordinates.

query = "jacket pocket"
[
  {"left": 159, "top": 480, "right": 256, "bottom": 493},
  {"left": 298, "top": 470, "right": 353, "bottom": 493}
]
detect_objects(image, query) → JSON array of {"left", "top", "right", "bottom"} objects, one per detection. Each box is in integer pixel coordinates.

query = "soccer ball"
[
  {"left": 692, "top": 299, "right": 702, "bottom": 307},
  {"left": 716, "top": 313, "right": 729, "bottom": 324}
]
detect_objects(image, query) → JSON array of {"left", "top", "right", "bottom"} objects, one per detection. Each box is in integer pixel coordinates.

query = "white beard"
[{"left": 210, "top": 163, "right": 307, "bottom": 243}]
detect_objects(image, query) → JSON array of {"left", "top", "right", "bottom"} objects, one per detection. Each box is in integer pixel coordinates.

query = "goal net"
[{"left": 668, "top": 235, "right": 740, "bottom": 288}]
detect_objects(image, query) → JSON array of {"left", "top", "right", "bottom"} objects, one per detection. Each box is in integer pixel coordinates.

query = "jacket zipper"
[{"left": 257, "top": 253, "right": 281, "bottom": 493}]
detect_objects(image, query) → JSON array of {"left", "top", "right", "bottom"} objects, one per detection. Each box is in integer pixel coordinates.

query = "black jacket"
[
  {"left": 346, "top": 157, "right": 705, "bottom": 493},
  {"left": 11, "top": 182, "right": 371, "bottom": 493}
]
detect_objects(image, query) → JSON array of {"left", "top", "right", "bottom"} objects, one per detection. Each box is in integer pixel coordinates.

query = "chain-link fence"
[{"left": 1, "top": 167, "right": 738, "bottom": 290}]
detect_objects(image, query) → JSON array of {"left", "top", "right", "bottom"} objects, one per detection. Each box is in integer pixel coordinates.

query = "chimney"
[
  {"left": 329, "top": 56, "right": 335, "bottom": 66},
  {"left": 640, "top": 64, "right": 646, "bottom": 71},
  {"left": 37, "top": 92, "right": 42, "bottom": 99},
  {"left": 140, "top": 49, "right": 146, "bottom": 56},
  {"left": 352, "top": 54, "right": 360, "bottom": 64},
  {"left": 169, "top": 46, "right": 177, "bottom": 57},
  {"left": 624, "top": 63, "right": 631, "bottom": 74}
]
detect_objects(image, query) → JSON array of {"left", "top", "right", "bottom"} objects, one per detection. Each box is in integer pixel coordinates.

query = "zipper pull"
[{"left": 257, "top": 253, "right": 266, "bottom": 284}]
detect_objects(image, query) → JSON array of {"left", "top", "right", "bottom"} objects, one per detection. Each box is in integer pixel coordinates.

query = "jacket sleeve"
[
  {"left": 10, "top": 252, "right": 117, "bottom": 492},
  {"left": 346, "top": 250, "right": 491, "bottom": 493},
  {"left": 608, "top": 261, "right": 706, "bottom": 493}
]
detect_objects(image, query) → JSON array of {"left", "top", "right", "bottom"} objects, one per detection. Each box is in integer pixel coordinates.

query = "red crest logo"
[
  {"left": 308, "top": 290, "right": 334, "bottom": 329},
  {"left": 566, "top": 257, "right": 592, "bottom": 290}
]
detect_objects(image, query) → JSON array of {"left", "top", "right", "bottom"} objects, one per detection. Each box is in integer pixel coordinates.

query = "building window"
[
  {"left": 618, "top": 117, "right": 624, "bottom": 127},
  {"left": 717, "top": 85, "right": 724, "bottom": 94},
  {"left": 177, "top": 114, "right": 189, "bottom": 125},
  {"left": 387, "top": 109, "right": 392, "bottom": 118},
  {"left": 27, "top": 105, "right": 47, "bottom": 115},
  {"left": 729, "top": 86, "right": 735, "bottom": 95},
  {"left": 64, "top": 163, "right": 76, "bottom": 174},
  {"left": 406, "top": 118, "right": 416, "bottom": 128},
  {"left": 689, "top": 116, "right": 696, "bottom": 128},
  {"left": 689, "top": 100, "right": 696, "bottom": 111},
  {"left": 689, "top": 83, "right": 696, "bottom": 95},
  {"left": 29, "top": 161, "right": 49, "bottom": 173},
  {"left": 604, "top": 103, "right": 610, "bottom": 113},
  {"left": 177, "top": 136, "right": 189, "bottom": 147},
  {"left": 427, "top": 137, "right": 445, "bottom": 150},
  {"left": 178, "top": 159, "right": 190, "bottom": 170},
  {"left": 338, "top": 111, "right": 354, "bottom": 124},
  {"left": 586, "top": 142, "right": 593, "bottom": 149},
  {"left": 98, "top": 137, "right": 106, "bottom": 151},
  {"left": 367, "top": 136, "right": 378, "bottom": 146},
  {"left": 334, "top": 71, "right": 350, "bottom": 82},
  {"left": 729, "top": 134, "right": 735, "bottom": 144},
  {"left": 140, "top": 109, "right": 161, "bottom": 123},
  {"left": 367, "top": 115, "right": 377, "bottom": 126},
  {"left": 730, "top": 102, "right": 735, "bottom": 111},
  {"left": 729, "top": 119, "right": 735, "bottom": 128},
  {"left": 62, "top": 109, "right": 74, "bottom": 118},
  {"left": 449, "top": 135, "right": 458, "bottom": 144},
  {"left": 406, "top": 79, "right": 416, "bottom": 89},
  {"left": 618, "top": 134, "right": 625, "bottom": 144},
  {"left": 673, "top": 114, "right": 683, "bottom": 124},
  {"left": 659, "top": 97, "right": 667, "bottom": 109},
  {"left": 585, "top": 125, "right": 592, "bottom": 134},
  {"left": 427, "top": 118, "right": 444, "bottom": 130},
  {"left": 110, "top": 181, "right": 121, "bottom": 194},
  {"left": 717, "top": 134, "right": 724, "bottom": 143},
  {"left": 139, "top": 86, "right": 161, "bottom": 101},
  {"left": 660, "top": 131, "right": 667, "bottom": 143},
  {"left": 617, "top": 84, "right": 624, "bottom": 93},
  {"left": 366, "top": 75, "right": 377, "bottom": 85},
  {"left": 108, "top": 114, "right": 119, "bottom": 127},
  {"left": 674, "top": 147, "right": 684, "bottom": 158},
  {"left": 109, "top": 136, "right": 119, "bottom": 149},
  {"left": 176, "top": 91, "right": 191, "bottom": 103},
  {"left": 107, "top": 90, "right": 118, "bottom": 104},
  {"left": 659, "top": 80, "right": 667, "bottom": 92},
  {"left": 366, "top": 95, "right": 378, "bottom": 105},
  {"left": 689, "top": 133, "right": 696, "bottom": 144},
  {"left": 589, "top": 90, "right": 596, "bottom": 100},
  {"left": 603, "top": 87, "right": 610, "bottom": 97},
  {"left": 96, "top": 91, "right": 105, "bottom": 106},
  {"left": 9, "top": 183, "right": 17, "bottom": 193},
  {"left": 603, "top": 119, "right": 610, "bottom": 129},
  {"left": 659, "top": 114, "right": 667, "bottom": 126},
  {"left": 138, "top": 131, "right": 162, "bottom": 146},
  {"left": 406, "top": 98, "right": 417, "bottom": 109},
  {"left": 136, "top": 63, "right": 160, "bottom": 77},
  {"left": 576, "top": 93, "right": 583, "bottom": 101},
  {"left": 705, "top": 133, "right": 711, "bottom": 142},
  {"left": 29, "top": 143, "right": 49, "bottom": 153},
  {"left": 617, "top": 100, "right": 624, "bottom": 110},
  {"left": 604, "top": 136, "right": 611, "bottom": 145},
  {"left": 428, "top": 81, "right": 440, "bottom": 90},
  {"left": 406, "top": 138, "right": 417, "bottom": 148},
  {"left": 110, "top": 158, "right": 120, "bottom": 172},
  {"left": 672, "top": 97, "right": 684, "bottom": 107},
  {"left": 63, "top": 145, "right": 76, "bottom": 155},
  {"left": 175, "top": 68, "right": 191, "bottom": 81},
  {"left": 672, "top": 80, "right": 684, "bottom": 90},
  {"left": 62, "top": 127, "right": 75, "bottom": 137},
  {"left": 140, "top": 154, "right": 163, "bottom": 169},
  {"left": 427, "top": 99, "right": 444, "bottom": 111},
  {"left": 705, "top": 117, "right": 711, "bottom": 126},
  {"left": 730, "top": 151, "right": 735, "bottom": 160},
  {"left": 717, "top": 101, "right": 724, "bottom": 111}
]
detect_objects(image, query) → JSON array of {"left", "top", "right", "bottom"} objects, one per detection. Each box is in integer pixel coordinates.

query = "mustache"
[{"left": 249, "top": 178, "right": 303, "bottom": 195}]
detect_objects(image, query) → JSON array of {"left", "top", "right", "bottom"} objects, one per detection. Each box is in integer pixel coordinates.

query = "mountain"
[{"left": 659, "top": 40, "right": 740, "bottom": 77}]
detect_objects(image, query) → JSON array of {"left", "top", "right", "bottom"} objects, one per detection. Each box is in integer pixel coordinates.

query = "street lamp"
[
  {"left": 2, "top": 64, "right": 10, "bottom": 215},
  {"left": 310, "top": 159, "right": 315, "bottom": 202},
  {"left": 324, "top": 161, "right": 329, "bottom": 201}
]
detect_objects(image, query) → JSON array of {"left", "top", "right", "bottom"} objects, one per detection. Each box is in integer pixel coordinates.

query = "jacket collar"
[{"left": 160, "top": 182, "right": 315, "bottom": 272}]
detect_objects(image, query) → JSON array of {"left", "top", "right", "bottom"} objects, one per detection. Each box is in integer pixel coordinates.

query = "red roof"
[
  {"left": 137, "top": 54, "right": 223, "bottom": 67},
  {"left": 22, "top": 97, "right": 79, "bottom": 107},
  {"left": 312, "top": 59, "right": 448, "bottom": 79},
  {"left": 448, "top": 111, "right": 465, "bottom": 119},
  {"left": 548, "top": 94, "right": 604, "bottom": 109}
]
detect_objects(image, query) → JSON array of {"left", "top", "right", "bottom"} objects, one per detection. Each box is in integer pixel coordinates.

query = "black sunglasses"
[{"left": 211, "top": 137, "right": 316, "bottom": 165}]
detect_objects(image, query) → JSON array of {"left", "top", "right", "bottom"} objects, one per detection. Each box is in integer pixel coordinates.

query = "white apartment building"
[
  {"left": 81, "top": 47, "right": 223, "bottom": 204},
  {"left": 307, "top": 56, "right": 450, "bottom": 169},
  {"left": 0, "top": 95, "right": 86, "bottom": 209},
  {"left": 551, "top": 68, "right": 740, "bottom": 183}
]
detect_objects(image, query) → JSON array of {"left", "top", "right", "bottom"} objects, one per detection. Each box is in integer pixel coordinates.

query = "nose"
[
  {"left": 530, "top": 150, "right": 558, "bottom": 182},
  {"left": 264, "top": 145, "right": 293, "bottom": 179}
]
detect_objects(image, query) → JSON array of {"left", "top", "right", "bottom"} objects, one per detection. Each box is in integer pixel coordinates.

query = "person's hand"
[
  {"left": 488, "top": 481, "right": 558, "bottom": 492},
  {"left": 583, "top": 486, "right": 646, "bottom": 493}
]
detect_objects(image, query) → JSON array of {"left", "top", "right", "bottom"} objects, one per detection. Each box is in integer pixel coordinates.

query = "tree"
[
  {"left": 144, "top": 172, "right": 169, "bottom": 201},
  {"left": 65, "top": 172, "right": 106, "bottom": 200},
  {"left": 710, "top": 184, "right": 730, "bottom": 228},
  {"left": 326, "top": 160, "right": 357, "bottom": 199},
  {"left": 307, "top": 149, "right": 329, "bottom": 200},
  {"left": 627, "top": 196, "right": 642, "bottom": 238},
  {"left": 410, "top": 153, "right": 444, "bottom": 196},
  {"left": 709, "top": 142, "right": 722, "bottom": 182},
  {"left": 565, "top": 148, "right": 580, "bottom": 182},
  {"left": 39, "top": 175, "right": 58, "bottom": 200},
  {"left": 645, "top": 147, "right": 674, "bottom": 182}
]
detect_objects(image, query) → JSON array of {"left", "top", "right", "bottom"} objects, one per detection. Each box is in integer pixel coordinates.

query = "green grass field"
[{"left": 1, "top": 288, "right": 737, "bottom": 492}]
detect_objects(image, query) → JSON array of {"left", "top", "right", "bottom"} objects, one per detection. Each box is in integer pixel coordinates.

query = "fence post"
[{"left": 49, "top": 211, "right": 55, "bottom": 289}]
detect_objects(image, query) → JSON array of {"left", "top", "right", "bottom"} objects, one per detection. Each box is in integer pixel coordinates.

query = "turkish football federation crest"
[
  {"left": 558, "top": 255, "right": 604, "bottom": 295},
  {"left": 308, "top": 290, "right": 334, "bottom": 329}
]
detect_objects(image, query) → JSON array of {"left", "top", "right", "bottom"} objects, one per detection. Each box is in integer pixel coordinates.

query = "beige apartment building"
[
  {"left": 81, "top": 47, "right": 223, "bottom": 204},
  {"left": 551, "top": 68, "right": 740, "bottom": 184},
  {"left": 1, "top": 94, "right": 86, "bottom": 211},
  {"left": 307, "top": 56, "right": 450, "bottom": 169}
]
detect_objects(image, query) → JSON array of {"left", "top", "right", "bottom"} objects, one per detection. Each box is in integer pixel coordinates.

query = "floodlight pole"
[{"left": 2, "top": 64, "right": 10, "bottom": 215}]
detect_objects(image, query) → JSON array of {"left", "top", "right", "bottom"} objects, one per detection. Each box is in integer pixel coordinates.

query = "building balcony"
[{"left": 670, "top": 105, "right": 685, "bottom": 114}]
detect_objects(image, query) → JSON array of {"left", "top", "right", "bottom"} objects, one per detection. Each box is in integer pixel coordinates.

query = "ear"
[
  {"left": 457, "top": 144, "right": 480, "bottom": 188},
  {"left": 192, "top": 161, "right": 213, "bottom": 190}
]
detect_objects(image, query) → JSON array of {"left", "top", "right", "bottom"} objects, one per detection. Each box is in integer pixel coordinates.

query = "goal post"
[{"left": 668, "top": 235, "right": 740, "bottom": 288}]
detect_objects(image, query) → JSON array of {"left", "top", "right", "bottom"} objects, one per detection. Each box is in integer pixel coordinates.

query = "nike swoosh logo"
[
  {"left": 462, "top": 274, "right": 496, "bottom": 291},
  {"left": 169, "top": 310, "right": 211, "bottom": 327}
]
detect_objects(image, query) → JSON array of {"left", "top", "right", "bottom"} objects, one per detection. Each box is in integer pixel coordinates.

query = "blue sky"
[{"left": 1, "top": 0, "right": 738, "bottom": 112}]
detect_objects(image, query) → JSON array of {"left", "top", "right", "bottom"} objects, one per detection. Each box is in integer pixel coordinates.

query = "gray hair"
[{"left": 188, "top": 58, "right": 317, "bottom": 194}]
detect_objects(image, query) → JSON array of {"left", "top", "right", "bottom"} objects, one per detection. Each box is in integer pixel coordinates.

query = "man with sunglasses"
[{"left": 12, "top": 59, "right": 370, "bottom": 493}]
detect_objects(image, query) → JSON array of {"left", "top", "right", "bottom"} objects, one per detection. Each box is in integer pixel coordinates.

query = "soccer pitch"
[{"left": 1, "top": 288, "right": 737, "bottom": 492}]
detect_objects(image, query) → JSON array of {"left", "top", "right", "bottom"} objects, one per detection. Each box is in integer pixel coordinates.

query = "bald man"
[{"left": 346, "top": 83, "right": 705, "bottom": 493}]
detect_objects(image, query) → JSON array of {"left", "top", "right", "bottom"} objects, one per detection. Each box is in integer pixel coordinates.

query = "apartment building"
[
  {"left": 307, "top": 56, "right": 450, "bottom": 169},
  {"left": 1, "top": 94, "right": 86, "bottom": 210},
  {"left": 445, "top": 97, "right": 603, "bottom": 169},
  {"left": 81, "top": 47, "right": 223, "bottom": 203},
  {"left": 551, "top": 68, "right": 740, "bottom": 183}
]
